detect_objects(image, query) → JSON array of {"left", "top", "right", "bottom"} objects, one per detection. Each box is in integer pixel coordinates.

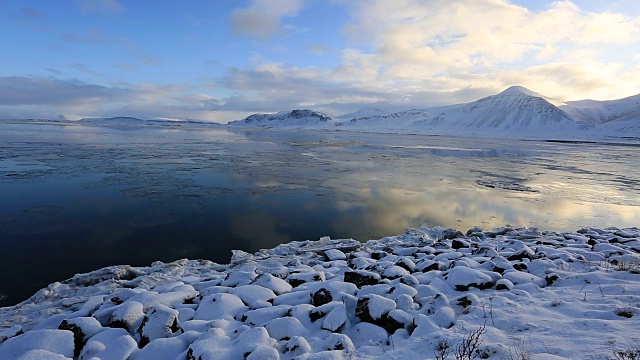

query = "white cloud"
[
  {"left": 341, "top": 0, "right": 640, "bottom": 80},
  {"left": 230, "top": 0, "right": 304, "bottom": 40},
  {"left": 216, "top": 0, "right": 640, "bottom": 113},
  {"left": 6, "top": 1, "right": 640, "bottom": 121},
  {"left": 0, "top": 76, "right": 233, "bottom": 122}
]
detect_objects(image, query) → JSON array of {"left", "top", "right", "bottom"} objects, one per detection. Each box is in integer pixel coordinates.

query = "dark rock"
[
  {"left": 417, "top": 260, "right": 442, "bottom": 272},
  {"left": 507, "top": 246, "right": 535, "bottom": 261},
  {"left": 455, "top": 296, "right": 473, "bottom": 308},
  {"left": 356, "top": 297, "right": 383, "bottom": 325},
  {"left": 385, "top": 314, "right": 405, "bottom": 334},
  {"left": 466, "top": 227, "right": 483, "bottom": 236},
  {"left": 309, "top": 309, "right": 326, "bottom": 323},
  {"left": 395, "top": 257, "right": 417, "bottom": 272},
  {"left": 58, "top": 317, "right": 103, "bottom": 358},
  {"left": 442, "top": 229, "right": 464, "bottom": 240},
  {"left": 58, "top": 321, "right": 86, "bottom": 358},
  {"left": 288, "top": 279, "right": 305, "bottom": 288},
  {"left": 384, "top": 309, "right": 415, "bottom": 334},
  {"left": 355, "top": 295, "right": 396, "bottom": 329},
  {"left": 452, "top": 239, "right": 470, "bottom": 250},
  {"left": 545, "top": 273, "right": 560, "bottom": 286},
  {"left": 433, "top": 242, "right": 451, "bottom": 250},
  {"left": 312, "top": 288, "right": 333, "bottom": 307},
  {"left": 344, "top": 270, "right": 380, "bottom": 288},
  {"left": 371, "top": 251, "right": 388, "bottom": 260},
  {"left": 615, "top": 309, "right": 634, "bottom": 318},
  {"left": 496, "top": 279, "right": 514, "bottom": 290},
  {"left": 513, "top": 262, "right": 528, "bottom": 271}
]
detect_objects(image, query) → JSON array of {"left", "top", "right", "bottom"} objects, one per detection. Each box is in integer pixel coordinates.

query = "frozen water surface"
[{"left": 1, "top": 122, "right": 639, "bottom": 306}]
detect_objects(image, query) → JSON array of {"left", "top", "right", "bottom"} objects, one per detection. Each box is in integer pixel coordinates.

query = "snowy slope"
[
  {"left": 337, "top": 107, "right": 392, "bottom": 121},
  {"left": 336, "top": 86, "right": 590, "bottom": 137},
  {"left": 562, "top": 93, "right": 640, "bottom": 125},
  {"left": 600, "top": 109, "right": 640, "bottom": 133},
  {"left": 228, "top": 110, "right": 335, "bottom": 129},
  {"left": 77, "top": 117, "right": 216, "bottom": 127},
  {"left": 1, "top": 225, "right": 639, "bottom": 359},
  {"left": 409, "top": 86, "right": 588, "bottom": 133},
  {"left": 339, "top": 109, "right": 434, "bottom": 132}
]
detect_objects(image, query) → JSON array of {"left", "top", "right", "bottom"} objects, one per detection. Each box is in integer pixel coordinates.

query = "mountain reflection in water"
[{"left": 1, "top": 123, "right": 639, "bottom": 306}]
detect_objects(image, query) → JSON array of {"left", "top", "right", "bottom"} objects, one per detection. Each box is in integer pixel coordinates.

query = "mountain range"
[{"left": 229, "top": 86, "right": 640, "bottom": 138}]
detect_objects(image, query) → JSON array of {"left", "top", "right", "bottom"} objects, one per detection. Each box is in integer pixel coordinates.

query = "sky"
[{"left": 1, "top": 0, "right": 640, "bottom": 122}]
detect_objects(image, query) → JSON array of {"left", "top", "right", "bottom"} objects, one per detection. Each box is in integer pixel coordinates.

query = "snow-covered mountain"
[
  {"left": 226, "top": 86, "right": 640, "bottom": 138},
  {"left": 337, "top": 107, "right": 391, "bottom": 121},
  {"left": 339, "top": 109, "right": 433, "bottom": 132},
  {"left": 76, "top": 117, "right": 216, "bottom": 127},
  {"left": 228, "top": 109, "right": 334, "bottom": 129},
  {"left": 78, "top": 116, "right": 148, "bottom": 125},
  {"left": 561, "top": 93, "right": 640, "bottom": 126},
  {"left": 408, "top": 86, "right": 589, "bottom": 132},
  {"left": 600, "top": 108, "right": 640, "bottom": 133},
  {"left": 229, "top": 86, "right": 640, "bottom": 137},
  {"left": 338, "top": 86, "right": 590, "bottom": 136}
]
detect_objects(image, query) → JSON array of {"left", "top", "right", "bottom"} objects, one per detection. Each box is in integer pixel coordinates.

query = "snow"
[
  {"left": 253, "top": 274, "right": 292, "bottom": 295},
  {"left": 1, "top": 225, "right": 640, "bottom": 359},
  {"left": 324, "top": 249, "right": 347, "bottom": 261},
  {"left": 227, "top": 110, "right": 335, "bottom": 129},
  {"left": 228, "top": 285, "right": 276, "bottom": 306},
  {"left": 0, "top": 329, "right": 74, "bottom": 359},
  {"left": 337, "top": 107, "right": 391, "bottom": 121},
  {"left": 224, "top": 86, "right": 640, "bottom": 141},
  {"left": 5, "top": 85, "right": 639, "bottom": 141}
]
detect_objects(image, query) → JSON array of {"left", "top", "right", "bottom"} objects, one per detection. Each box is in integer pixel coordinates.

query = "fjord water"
[{"left": 1, "top": 122, "right": 639, "bottom": 306}]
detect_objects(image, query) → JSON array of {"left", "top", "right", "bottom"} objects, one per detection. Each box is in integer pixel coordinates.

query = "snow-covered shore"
[{"left": 1, "top": 225, "right": 639, "bottom": 359}]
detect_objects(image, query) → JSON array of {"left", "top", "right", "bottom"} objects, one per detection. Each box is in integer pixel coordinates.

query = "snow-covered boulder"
[
  {"left": 57, "top": 317, "right": 103, "bottom": 357},
  {"left": 253, "top": 274, "right": 292, "bottom": 295},
  {"left": 443, "top": 267, "right": 494, "bottom": 291},
  {"left": 193, "top": 293, "right": 248, "bottom": 321},
  {"left": 0, "top": 330, "right": 74, "bottom": 359},
  {"left": 136, "top": 304, "right": 180, "bottom": 347},
  {"left": 355, "top": 294, "right": 396, "bottom": 328}
]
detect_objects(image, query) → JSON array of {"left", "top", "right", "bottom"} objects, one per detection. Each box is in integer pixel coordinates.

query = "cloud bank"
[
  {"left": 2, "top": 1, "right": 640, "bottom": 122},
  {"left": 208, "top": 0, "right": 640, "bottom": 120}
]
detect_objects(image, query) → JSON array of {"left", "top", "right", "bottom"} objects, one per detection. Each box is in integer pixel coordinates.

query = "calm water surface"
[{"left": 1, "top": 122, "right": 639, "bottom": 306}]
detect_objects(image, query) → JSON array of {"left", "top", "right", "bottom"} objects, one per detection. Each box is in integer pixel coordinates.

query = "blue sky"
[{"left": 1, "top": 0, "right": 640, "bottom": 122}]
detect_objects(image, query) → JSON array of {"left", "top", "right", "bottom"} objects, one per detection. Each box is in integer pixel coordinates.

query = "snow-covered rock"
[
  {"left": 221, "top": 86, "right": 640, "bottom": 139},
  {"left": 0, "top": 330, "right": 74, "bottom": 359},
  {"left": 1, "top": 225, "right": 640, "bottom": 359},
  {"left": 228, "top": 109, "right": 335, "bottom": 129},
  {"left": 443, "top": 267, "right": 494, "bottom": 291}
]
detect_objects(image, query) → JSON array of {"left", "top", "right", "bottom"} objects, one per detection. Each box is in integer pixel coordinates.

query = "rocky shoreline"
[{"left": 1, "top": 225, "right": 639, "bottom": 359}]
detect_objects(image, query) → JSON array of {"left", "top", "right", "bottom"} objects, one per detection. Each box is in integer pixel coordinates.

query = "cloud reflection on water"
[{"left": 329, "top": 186, "right": 640, "bottom": 239}]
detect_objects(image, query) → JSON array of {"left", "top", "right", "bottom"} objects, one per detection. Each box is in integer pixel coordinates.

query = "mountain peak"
[
  {"left": 229, "top": 109, "right": 333, "bottom": 128},
  {"left": 498, "top": 86, "right": 542, "bottom": 97}
]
